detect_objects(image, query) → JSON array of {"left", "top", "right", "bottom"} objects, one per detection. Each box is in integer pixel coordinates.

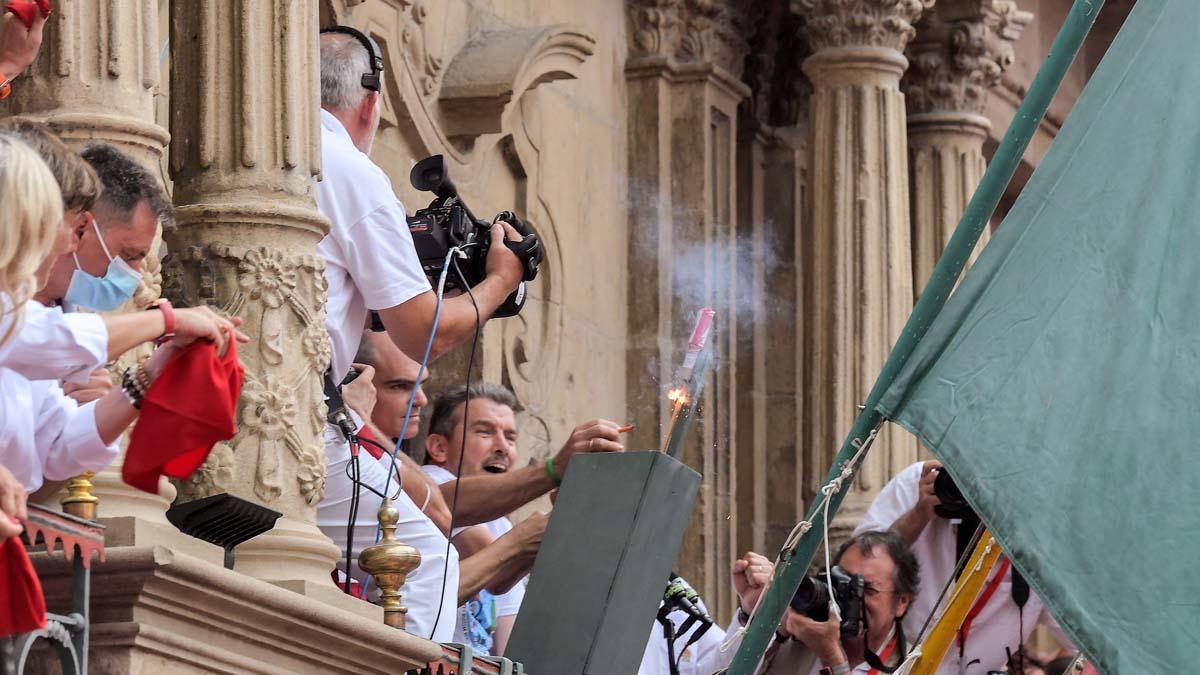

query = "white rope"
[{"left": 720, "top": 425, "right": 881, "bottom": 653}]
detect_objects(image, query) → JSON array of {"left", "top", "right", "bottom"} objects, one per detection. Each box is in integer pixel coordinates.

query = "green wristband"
[{"left": 545, "top": 455, "right": 562, "bottom": 487}]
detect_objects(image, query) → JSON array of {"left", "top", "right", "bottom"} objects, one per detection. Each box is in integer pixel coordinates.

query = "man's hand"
[
  {"left": 0, "top": 464, "right": 28, "bottom": 540},
  {"left": 172, "top": 306, "right": 250, "bottom": 357},
  {"left": 731, "top": 551, "right": 774, "bottom": 615},
  {"left": 510, "top": 511, "right": 549, "bottom": 557},
  {"left": 0, "top": 10, "right": 46, "bottom": 78},
  {"left": 916, "top": 460, "right": 942, "bottom": 519},
  {"left": 891, "top": 460, "right": 942, "bottom": 545},
  {"left": 63, "top": 367, "right": 114, "bottom": 404},
  {"left": 341, "top": 364, "right": 377, "bottom": 422},
  {"left": 484, "top": 220, "right": 525, "bottom": 292},
  {"left": 783, "top": 609, "right": 846, "bottom": 667},
  {"left": 552, "top": 419, "right": 625, "bottom": 477}
]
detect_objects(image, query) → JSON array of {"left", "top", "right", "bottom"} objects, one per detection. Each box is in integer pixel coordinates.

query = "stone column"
[
  {"left": 166, "top": 0, "right": 342, "bottom": 592},
  {"left": 625, "top": 0, "right": 750, "bottom": 621},
  {"left": 905, "top": 0, "right": 1032, "bottom": 296},
  {"left": 0, "top": 0, "right": 169, "bottom": 167},
  {"left": 798, "top": 0, "right": 931, "bottom": 536}
]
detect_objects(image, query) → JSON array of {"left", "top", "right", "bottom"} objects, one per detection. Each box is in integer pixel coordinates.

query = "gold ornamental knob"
[
  {"left": 61, "top": 472, "right": 99, "bottom": 520},
  {"left": 358, "top": 497, "right": 421, "bottom": 629}
]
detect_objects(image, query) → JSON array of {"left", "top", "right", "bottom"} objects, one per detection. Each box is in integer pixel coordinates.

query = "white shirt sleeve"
[
  {"left": 856, "top": 461, "right": 925, "bottom": 534},
  {"left": 343, "top": 203, "right": 432, "bottom": 311},
  {"left": 33, "top": 381, "right": 120, "bottom": 482},
  {"left": 0, "top": 300, "right": 108, "bottom": 384}
]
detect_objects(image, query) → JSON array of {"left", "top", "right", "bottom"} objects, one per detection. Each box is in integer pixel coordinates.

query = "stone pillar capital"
[
  {"left": 904, "top": 0, "right": 1033, "bottom": 117},
  {"left": 627, "top": 0, "right": 751, "bottom": 78},
  {"left": 796, "top": 0, "right": 935, "bottom": 54}
]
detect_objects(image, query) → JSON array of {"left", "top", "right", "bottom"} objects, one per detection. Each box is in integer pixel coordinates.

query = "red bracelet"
[{"left": 153, "top": 299, "right": 175, "bottom": 345}]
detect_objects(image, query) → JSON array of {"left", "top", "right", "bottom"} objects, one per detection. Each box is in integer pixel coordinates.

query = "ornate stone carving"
[
  {"left": 627, "top": 0, "right": 751, "bottom": 76},
  {"left": 796, "top": 0, "right": 935, "bottom": 53},
  {"left": 400, "top": 0, "right": 445, "bottom": 98},
  {"left": 904, "top": 0, "right": 1033, "bottom": 115},
  {"left": 164, "top": 242, "right": 329, "bottom": 508},
  {"left": 629, "top": 0, "right": 682, "bottom": 57},
  {"left": 168, "top": 0, "right": 339, "bottom": 589}
]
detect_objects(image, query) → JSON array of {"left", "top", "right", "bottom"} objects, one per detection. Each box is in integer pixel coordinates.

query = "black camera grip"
[{"left": 495, "top": 211, "right": 543, "bottom": 282}]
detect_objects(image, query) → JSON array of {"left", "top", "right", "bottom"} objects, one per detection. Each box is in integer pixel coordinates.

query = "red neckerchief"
[
  {"left": 357, "top": 425, "right": 386, "bottom": 460},
  {"left": 866, "top": 628, "right": 899, "bottom": 675},
  {"left": 957, "top": 557, "right": 1012, "bottom": 649}
]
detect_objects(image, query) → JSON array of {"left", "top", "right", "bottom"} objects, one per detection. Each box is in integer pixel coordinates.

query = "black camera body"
[
  {"left": 405, "top": 155, "right": 543, "bottom": 318},
  {"left": 933, "top": 468, "right": 974, "bottom": 520},
  {"left": 790, "top": 565, "right": 866, "bottom": 639}
]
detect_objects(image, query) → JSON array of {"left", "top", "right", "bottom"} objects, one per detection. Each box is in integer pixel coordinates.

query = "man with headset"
[{"left": 313, "top": 25, "right": 528, "bottom": 643}]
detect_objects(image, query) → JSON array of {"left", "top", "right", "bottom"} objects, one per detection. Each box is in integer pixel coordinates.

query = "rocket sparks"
[{"left": 667, "top": 388, "right": 688, "bottom": 405}]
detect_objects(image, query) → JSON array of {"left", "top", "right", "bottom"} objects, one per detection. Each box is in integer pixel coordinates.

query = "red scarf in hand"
[
  {"left": 0, "top": 535, "right": 46, "bottom": 637},
  {"left": 123, "top": 341, "right": 245, "bottom": 494}
]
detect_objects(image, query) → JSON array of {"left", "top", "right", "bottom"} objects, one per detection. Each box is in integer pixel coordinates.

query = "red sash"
[{"left": 957, "top": 557, "right": 1012, "bottom": 648}]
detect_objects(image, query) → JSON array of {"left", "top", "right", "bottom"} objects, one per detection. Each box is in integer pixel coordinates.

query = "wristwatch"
[{"left": 819, "top": 663, "right": 852, "bottom": 675}]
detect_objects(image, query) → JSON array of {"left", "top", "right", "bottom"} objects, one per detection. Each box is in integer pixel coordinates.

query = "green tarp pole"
[{"left": 723, "top": 2, "right": 1104, "bottom": 672}]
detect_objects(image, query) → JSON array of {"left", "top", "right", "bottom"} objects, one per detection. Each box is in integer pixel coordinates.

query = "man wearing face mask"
[{"left": 35, "top": 142, "right": 165, "bottom": 313}]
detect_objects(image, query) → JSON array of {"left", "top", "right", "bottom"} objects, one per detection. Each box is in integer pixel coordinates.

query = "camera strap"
[{"left": 861, "top": 607, "right": 906, "bottom": 674}]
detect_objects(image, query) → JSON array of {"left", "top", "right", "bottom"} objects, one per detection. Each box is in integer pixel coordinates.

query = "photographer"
[
  {"left": 761, "top": 529, "right": 917, "bottom": 675},
  {"left": 857, "top": 462, "right": 1074, "bottom": 675}
]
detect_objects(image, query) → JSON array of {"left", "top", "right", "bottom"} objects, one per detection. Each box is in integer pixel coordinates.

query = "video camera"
[
  {"left": 790, "top": 566, "right": 865, "bottom": 639},
  {"left": 405, "top": 155, "right": 544, "bottom": 318}
]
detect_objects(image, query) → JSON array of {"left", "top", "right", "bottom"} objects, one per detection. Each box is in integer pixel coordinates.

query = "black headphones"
[{"left": 320, "top": 25, "right": 383, "bottom": 92}]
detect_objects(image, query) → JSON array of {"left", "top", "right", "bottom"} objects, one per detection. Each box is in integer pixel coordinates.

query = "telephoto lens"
[{"left": 789, "top": 575, "right": 833, "bottom": 621}]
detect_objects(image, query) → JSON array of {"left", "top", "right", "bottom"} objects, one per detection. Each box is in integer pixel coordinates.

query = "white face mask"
[{"left": 63, "top": 219, "right": 142, "bottom": 311}]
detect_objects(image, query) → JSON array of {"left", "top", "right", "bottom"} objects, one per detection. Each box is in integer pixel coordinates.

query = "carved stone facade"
[
  {"left": 798, "top": 0, "right": 932, "bottom": 537},
  {"left": 11, "top": 0, "right": 1132, "bottom": 669},
  {"left": 905, "top": 0, "right": 1032, "bottom": 295}
]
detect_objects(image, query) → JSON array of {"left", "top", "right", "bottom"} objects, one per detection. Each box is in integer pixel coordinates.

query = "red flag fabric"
[
  {"left": 123, "top": 341, "right": 244, "bottom": 494},
  {"left": 0, "top": 535, "right": 46, "bottom": 637}
]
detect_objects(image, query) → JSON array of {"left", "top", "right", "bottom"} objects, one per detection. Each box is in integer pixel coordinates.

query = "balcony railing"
[{"left": 2, "top": 503, "right": 105, "bottom": 675}]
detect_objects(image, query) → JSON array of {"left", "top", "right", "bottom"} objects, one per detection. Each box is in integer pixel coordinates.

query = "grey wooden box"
[{"left": 505, "top": 451, "right": 701, "bottom": 675}]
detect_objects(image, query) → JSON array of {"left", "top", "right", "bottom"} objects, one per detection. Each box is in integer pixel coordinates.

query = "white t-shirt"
[
  {"left": 422, "top": 463, "right": 529, "bottom": 651},
  {"left": 316, "top": 425, "right": 459, "bottom": 643},
  {"left": 314, "top": 110, "right": 431, "bottom": 379},
  {"left": 856, "top": 461, "right": 1065, "bottom": 675},
  {"left": 637, "top": 603, "right": 744, "bottom": 675},
  {"left": 0, "top": 368, "right": 120, "bottom": 492},
  {"left": 0, "top": 298, "right": 107, "bottom": 384}
]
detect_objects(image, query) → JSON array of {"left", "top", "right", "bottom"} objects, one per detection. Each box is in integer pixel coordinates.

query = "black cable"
[
  {"left": 427, "top": 255, "right": 480, "bottom": 641},
  {"left": 344, "top": 450, "right": 360, "bottom": 595}
]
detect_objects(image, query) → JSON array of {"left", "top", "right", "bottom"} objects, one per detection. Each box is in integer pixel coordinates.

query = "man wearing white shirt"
[
  {"left": 855, "top": 462, "right": 1072, "bottom": 675},
  {"left": 422, "top": 383, "right": 544, "bottom": 656},
  {"left": 637, "top": 552, "right": 774, "bottom": 675},
  {"left": 313, "top": 26, "right": 527, "bottom": 643}
]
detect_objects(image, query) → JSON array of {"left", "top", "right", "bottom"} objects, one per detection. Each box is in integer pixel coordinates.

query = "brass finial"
[
  {"left": 61, "top": 472, "right": 99, "bottom": 520},
  {"left": 358, "top": 497, "right": 421, "bottom": 628}
]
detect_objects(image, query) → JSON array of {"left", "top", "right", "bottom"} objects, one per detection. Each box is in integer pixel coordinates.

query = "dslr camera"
[
  {"left": 933, "top": 468, "right": 975, "bottom": 520},
  {"left": 405, "top": 155, "right": 544, "bottom": 318},
  {"left": 790, "top": 566, "right": 866, "bottom": 639}
]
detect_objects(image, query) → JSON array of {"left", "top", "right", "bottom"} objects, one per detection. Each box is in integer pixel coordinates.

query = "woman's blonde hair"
[{"left": 0, "top": 134, "right": 65, "bottom": 349}]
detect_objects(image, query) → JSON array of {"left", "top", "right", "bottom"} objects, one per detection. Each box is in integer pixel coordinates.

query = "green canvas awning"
[{"left": 878, "top": 1, "right": 1200, "bottom": 672}]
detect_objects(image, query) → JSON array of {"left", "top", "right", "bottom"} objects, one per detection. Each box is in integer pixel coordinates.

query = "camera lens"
[{"left": 790, "top": 576, "right": 830, "bottom": 622}]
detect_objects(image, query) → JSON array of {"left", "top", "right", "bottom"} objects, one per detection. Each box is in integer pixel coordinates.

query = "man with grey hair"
[{"left": 314, "top": 25, "right": 528, "bottom": 644}]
